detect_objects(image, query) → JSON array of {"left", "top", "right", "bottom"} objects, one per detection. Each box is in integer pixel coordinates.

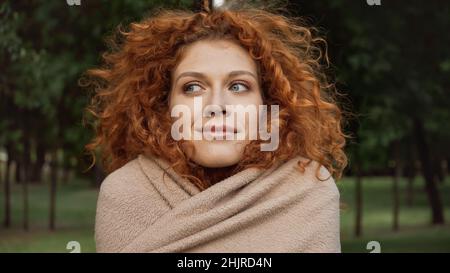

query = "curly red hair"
[{"left": 83, "top": 6, "right": 349, "bottom": 190}]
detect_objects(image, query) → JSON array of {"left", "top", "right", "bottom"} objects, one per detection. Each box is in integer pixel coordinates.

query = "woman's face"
[{"left": 169, "top": 39, "right": 263, "bottom": 168}]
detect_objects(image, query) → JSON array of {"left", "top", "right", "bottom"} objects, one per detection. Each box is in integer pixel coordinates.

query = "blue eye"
[
  {"left": 230, "top": 82, "right": 250, "bottom": 93},
  {"left": 183, "top": 81, "right": 250, "bottom": 94},
  {"left": 183, "top": 83, "right": 203, "bottom": 94}
]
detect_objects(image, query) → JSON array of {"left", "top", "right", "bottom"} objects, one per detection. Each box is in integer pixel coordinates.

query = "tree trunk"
[
  {"left": 406, "top": 169, "right": 415, "bottom": 207},
  {"left": 413, "top": 116, "right": 445, "bottom": 224},
  {"left": 435, "top": 157, "right": 444, "bottom": 185},
  {"left": 22, "top": 158, "right": 29, "bottom": 231},
  {"left": 15, "top": 161, "right": 22, "bottom": 184},
  {"left": 355, "top": 164, "right": 363, "bottom": 237},
  {"left": 3, "top": 157, "right": 11, "bottom": 228},
  {"left": 22, "top": 120, "right": 32, "bottom": 231},
  {"left": 49, "top": 150, "right": 58, "bottom": 231},
  {"left": 31, "top": 142, "right": 46, "bottom": 183},
  {"left": 392, "top": 141, "right": 401, "bottom": 231}
]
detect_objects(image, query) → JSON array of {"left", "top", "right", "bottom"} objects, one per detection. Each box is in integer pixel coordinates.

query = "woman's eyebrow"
[{"left": 174, "top": 70, "right": 258, "bottom": 84}]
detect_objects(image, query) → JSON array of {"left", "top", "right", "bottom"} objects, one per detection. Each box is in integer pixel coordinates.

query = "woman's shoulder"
[
  {"left": 98, "top": 158, "right": 143, "bottom": 198},
  {"left": 289, "top": 156, "right": 340, "bottom": 198},
  {"left": 97, "top": 156, "right": 168, "bottom": 205},
  {"left": 95, "top": 157, "right": 170, "bottom": 252}
]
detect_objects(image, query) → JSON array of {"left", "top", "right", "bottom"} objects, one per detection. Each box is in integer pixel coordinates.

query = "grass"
[
  {"left": 338, "top": 176, "right": 450, "bottom": 252},
  {"left": 0, "top": 178, "right": 97, "bottom": 253},
  {"left": 0, "top": 175, "right": 449, "bottom": 253}
]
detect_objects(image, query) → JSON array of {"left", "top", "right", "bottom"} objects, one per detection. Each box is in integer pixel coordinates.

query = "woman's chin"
[{"left": 188, "top": 140, "right": 247, "bottom": 168}]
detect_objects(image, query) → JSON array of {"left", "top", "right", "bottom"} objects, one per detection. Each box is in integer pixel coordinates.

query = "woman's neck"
[{"left": 203, "top": 164, "right": 238, "bottom": 186}]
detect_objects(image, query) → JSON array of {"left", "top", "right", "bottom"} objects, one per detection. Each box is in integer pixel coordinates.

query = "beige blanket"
[{"left": 95, "top": 154, "right": 341, "bottom": 253}]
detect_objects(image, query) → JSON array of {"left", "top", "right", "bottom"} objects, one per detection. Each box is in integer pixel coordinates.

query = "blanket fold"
[{"left": 95, "top": 154, "right": 341, "bottom": 253}]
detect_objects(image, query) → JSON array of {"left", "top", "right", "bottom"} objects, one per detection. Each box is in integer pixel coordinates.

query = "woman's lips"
[
  {"left": 194, "top": 124, "right": 241, "bottom": 139},
  {"left": 210, "top": 125, "right": 238, "bottom": 134}
]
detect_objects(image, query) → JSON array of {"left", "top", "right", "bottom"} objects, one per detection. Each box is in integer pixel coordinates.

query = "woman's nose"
[
  {"left": 204, "top": 87, "right": 228, "bottom": 117},
  {"left": 204, "top": 104, "right": 227, "bottom": 118},
  {"left": 208, "top": 108, "right": 227, "bottom": 117}
]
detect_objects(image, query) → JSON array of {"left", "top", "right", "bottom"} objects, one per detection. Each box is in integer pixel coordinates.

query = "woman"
[{"left": 84, "top": 4, "right": 348, "bottom": 253}]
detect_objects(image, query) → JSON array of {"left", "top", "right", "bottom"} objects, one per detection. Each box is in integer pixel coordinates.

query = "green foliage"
[
  {"left": 0, "top": 0, "right": 195, "bottom": 168},
  {"left": 1, "top": 0, "right": 449, "bottom": 174},
  {"left": 293, "top": 0, "right": 450, "bottom": 172}
]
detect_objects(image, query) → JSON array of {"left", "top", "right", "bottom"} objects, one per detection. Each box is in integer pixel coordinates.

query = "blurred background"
[{"left": 0, "top": 0, "right": 449, "bottom": 253}]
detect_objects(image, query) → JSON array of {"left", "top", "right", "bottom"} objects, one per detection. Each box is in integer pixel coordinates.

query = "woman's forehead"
[{"left": 173, "top": 39, "right": 258, "bottom": 77}]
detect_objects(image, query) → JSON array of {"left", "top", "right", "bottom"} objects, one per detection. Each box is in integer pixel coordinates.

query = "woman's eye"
[
  {"left": 183, "top": 83, "right": 203, "bottom": 94},
  {"left": 230, "top": 82, "right": 250, "bottom": 93}
]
